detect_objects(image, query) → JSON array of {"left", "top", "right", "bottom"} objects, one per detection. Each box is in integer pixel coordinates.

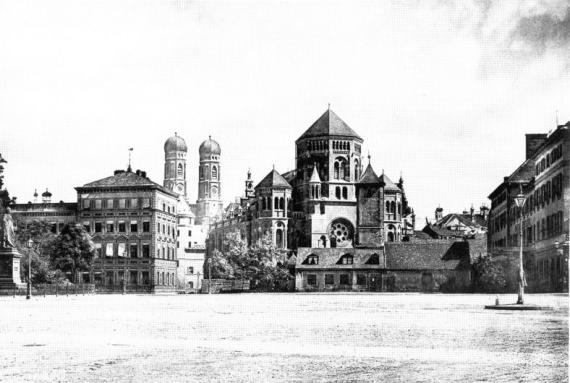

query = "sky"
[{"left": 0, "top": 0, "right": 569, "bottom": 224}]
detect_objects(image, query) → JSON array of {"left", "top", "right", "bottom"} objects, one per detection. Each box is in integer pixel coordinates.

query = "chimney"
[
  {"left": 141, "top": 171, "right": 147, "bottom": 178},
  {"left": 525, "top": 134, "right": 547, "bottom": 159}
]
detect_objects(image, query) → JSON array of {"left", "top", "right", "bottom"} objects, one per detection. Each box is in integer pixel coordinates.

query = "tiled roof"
[
  {"left": 385, "top": 241, "right": 471, "bottom": 270},
  {"left": 255, "top": 169, "right": 292, "bottom": 189},
  {"left": 297, "top": 109, "right": 362, "bottom": 141},
  {"left": 379, "top": 173, "right": 401, "bottom": 192},
  {"left": 281, "top": 170, "right": 296, "bottom": 185},
  {"left": 357, "top": 163, "right": 380, "bottom": 184},
  {"left": 295, "top": 248, "right": 384, "bottom": 269},
  {"left": 79, "top": 171, "right": 175, "bottom": 195}
]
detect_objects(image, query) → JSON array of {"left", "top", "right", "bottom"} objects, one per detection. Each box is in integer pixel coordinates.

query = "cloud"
[{"left": 511, "top": 6, "right": 570, "bottom": 52}]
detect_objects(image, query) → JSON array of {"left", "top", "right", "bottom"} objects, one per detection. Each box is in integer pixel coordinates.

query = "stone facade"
[
  {"left": 75, "top": 169, "right": 179, "bottom": 293},
  {"left": 208, "top": 109, "right": 414, "bottom": 254},
  {"left": 487, "top": 122, "right": 569, "bottom": 292}
]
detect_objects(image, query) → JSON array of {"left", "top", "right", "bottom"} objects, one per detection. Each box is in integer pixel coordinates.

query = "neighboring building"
[
  {"left": 487, "top": 122, "right": 569, "bottom": 292},
  {"left": 75, "top": 168, "right": 179, "bottom": 292},
  {"left": 295, "top": 240, "right": 474, "bottom": 292},
  {"left": 12, "top": 190, "right": 77, "bottom": 235},
  {"left": 422, "top": 205, "right": 488, "bottom": 240}
]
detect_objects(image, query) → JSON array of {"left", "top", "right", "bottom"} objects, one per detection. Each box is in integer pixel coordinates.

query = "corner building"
[{"left": 76, "top": 169, "right": 179, "bottom": 292}]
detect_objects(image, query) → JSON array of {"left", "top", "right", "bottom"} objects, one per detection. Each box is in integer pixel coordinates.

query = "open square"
[{"left": 1, "top": 293, "right": 567, "bottom": 382}]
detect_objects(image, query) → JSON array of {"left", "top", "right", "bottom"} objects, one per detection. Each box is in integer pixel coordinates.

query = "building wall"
[
  {"left": 487, "top": 124, "right": 569, "bottom": 292},
  {"left": 77, "top": 187, "right": 179, "bottom": 292}
]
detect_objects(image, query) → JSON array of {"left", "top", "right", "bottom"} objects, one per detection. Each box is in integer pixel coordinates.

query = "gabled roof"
[
  {"left": 357, "top": 163, "right": 380, "bottom": 185},
  {"left": 379, "top": 173, "right": 401, "bottom": 192},
  {"left": 297, "top": 109, "right": 362, "bottom": 141},
  {"left": 255, "top": 169, "right": 292, "bottom": 189}
]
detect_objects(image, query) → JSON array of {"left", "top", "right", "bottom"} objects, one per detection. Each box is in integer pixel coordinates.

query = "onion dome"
[
  {"left": 164, "top": 133, "right": 187, "bottom": 152},
  {"left": 41, "top": 188, "right": 52, "bottom": 198},
  {"left": 199, "top": 135, "right": 221, "bottom": 157}
]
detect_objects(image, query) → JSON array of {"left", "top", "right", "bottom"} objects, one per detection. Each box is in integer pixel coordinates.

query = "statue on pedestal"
[
  {"left": 0, "top": 154, "right": 25, "bottom": 290},
  {"left": 0, "top": 207, "right": 16, "bottom": 249}
]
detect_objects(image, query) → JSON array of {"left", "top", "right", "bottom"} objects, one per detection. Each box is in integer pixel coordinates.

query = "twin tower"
[{"left": 163, "top": 133, "right": 223, "bottom": 225}]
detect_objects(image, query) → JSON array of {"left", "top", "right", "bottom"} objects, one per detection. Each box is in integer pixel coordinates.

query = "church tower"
[
  {"left": 355, "top": 158, "right": 384, "bottom": 247},
  {"left": 163, "top": 133, "right": 188, "bottom": 196},
  {"left": 196, "top": 136, "right": 223, "bottom": 225}
]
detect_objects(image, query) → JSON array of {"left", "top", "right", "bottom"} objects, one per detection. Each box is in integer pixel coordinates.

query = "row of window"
[
  {"left": 524, "top": 173, "right": 564, "bottom": 215},
  {"left": 82, "top": 198, "right": 150, "bottom": 210},
  {"left": 260, "top": 196, "right": 290, "bottom": 211},
  {"left": 527, "top": 255, "right": 565, "bottom": 283},
  {"left": 165, "top": 162, "right": 185, "bottom": 179},
  {"left": 307, "top": 273, "right": 367, "bottom": 286},
  {"left": 85, "top": 220, "right": 150, "bottom": 234},
  {"left": 523, "top": 211, "right": 565, "bottom": 244},
  {"left": 199, "top": 164, "right": 219, "bottom": 180},
  {"left": 156, "top": 271, "right": 176, "bottom": 286},
  {"left": 95, "top": 242, "right": 177, "bottom": 260},
  {"left": 536, "top": 143, "right": 563, "bottom": 175}
]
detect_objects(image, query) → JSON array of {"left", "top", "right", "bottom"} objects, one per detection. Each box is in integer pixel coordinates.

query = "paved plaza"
[{"left": 1, "top": 293, "right": 567, "bottom": 382}]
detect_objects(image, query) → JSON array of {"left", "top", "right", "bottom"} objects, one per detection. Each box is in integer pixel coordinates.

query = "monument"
[{"left": 0, "top": 154, "right": 25, "bottom": 291}]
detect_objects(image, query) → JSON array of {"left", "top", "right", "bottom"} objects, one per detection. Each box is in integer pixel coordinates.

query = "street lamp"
[
  {"left": 26, "top": 238, "right": 33, "bottom": 300},
  {"left": 513, "top": 186, "right": 527, "bottom": 305},
  {"left": 207, "top": 258, "right": 212, "bottom": 294}
]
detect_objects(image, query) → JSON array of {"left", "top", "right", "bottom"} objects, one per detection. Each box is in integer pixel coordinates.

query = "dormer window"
[
  {"left": 304, "top": 254, "right": 319, "bottom": 265},
  {"left": 337, "top": 254, "right": 353, "bottom": 265}
]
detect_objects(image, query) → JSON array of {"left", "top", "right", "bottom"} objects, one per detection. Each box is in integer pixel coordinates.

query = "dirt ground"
[{"left": 0, "top": 293, "right": 567, "bottom": 382}]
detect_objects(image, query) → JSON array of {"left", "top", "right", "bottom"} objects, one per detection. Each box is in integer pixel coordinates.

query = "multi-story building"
[
  {"left": 487, "top": 122, "right": 569, "bottom": 292},
  {"left": 422, "top": 205, "right": 488, "bottom": 240},
  {"left": 12, "top": 188, "right": 77, "bottom": 235},
  {"left": 75, "top": 168, "right": 179, "bottom": 292}
]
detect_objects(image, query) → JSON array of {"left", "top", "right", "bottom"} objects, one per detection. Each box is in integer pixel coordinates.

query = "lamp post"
[
  {"left": 26, "top": 238, "right": 33, "bottom": 300},
  {"left": 207, "top": 258, "right": 212, "bottom": 294},
  {"left": 513, "top": 187, "right": 527, "bottom": 305}
]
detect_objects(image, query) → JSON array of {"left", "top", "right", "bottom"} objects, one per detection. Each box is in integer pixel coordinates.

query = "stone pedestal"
[{"left": 0, "top": 247, "right": 26, "bottom": 289}]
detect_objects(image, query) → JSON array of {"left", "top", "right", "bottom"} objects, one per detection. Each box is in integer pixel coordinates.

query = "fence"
[{"left": 201, "top": 279, "right": 250, "bottom": 294}]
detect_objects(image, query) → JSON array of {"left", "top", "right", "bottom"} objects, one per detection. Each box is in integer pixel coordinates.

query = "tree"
[
  {"left": 49, "top": 223, "right": 96, "bottom": 283},
  {"left": 472, "top": 256, "right": 508, "bottom": 293},
  {"left": 207, "top": 231, "right": 293, "bottom": 291},
  {"left": 14, "top": 219, "right": 58, "bottom": 284}
]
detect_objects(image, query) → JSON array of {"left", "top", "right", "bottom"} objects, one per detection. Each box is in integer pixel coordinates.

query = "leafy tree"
[
  {"left": 472, "top": 256, "right": 508, "bottom": 293},
  {"left": 206, "top": 231, "right": 293, "bottom": 291},
  {"left": 205, "top": 249, "right": 235, "bottom": 279},
  {"left": 49, "top": 223, "right": 96, "bottom": 283},
  {"left": 14, "top": 219, "right": 58, "bottom": 284}
]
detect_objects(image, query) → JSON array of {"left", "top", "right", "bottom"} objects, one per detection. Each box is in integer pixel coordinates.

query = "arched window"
[
  {"left": 342, "top": 187, "right": 348, "bottom": 199},
  {"left": 386, "top": 201, "right": 390, "bottom": 212},
  {"left": 205, "top": 165, "right": 210, "bottom": 179},
  {"left": 280, "top": 197, "right": 284, "bottom": 210},
  {"left": 212, "top": 165, "right": 218, "bottom": 180},
  {"left": 274, "top": 197, "right": 279, "bottom": 209},
  {"left": 276, "top": 229, "right": 284, "bottom": 248},
  {"left": 397, "top": 202, "right": 402, "bottom": 215},
  {"left": 334, "top": 162, "right": 339, "bottom": 179},
  {"left": 262, "top": 198, "right": 266, "bottom": 210},
  {"left": 177, "top": 163, "right": 183, "bottom": 177},
  {"left": 199, "top": 166, "right": 204, "bottom": 179},
  {"left": 268, "top": 197, "right": 272, "bottom": 210},
  {"left": 354, "top": 161, "right": 359, "bottom": 181},
  {"left": 335, "top": 187, "right": 341, "bottom": 199},
  {"left": 343, "top": 161, "right": 350, "bottom": 181},
  {"left": 390, "top": 201, "right": 396, "bottom": 214}
]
